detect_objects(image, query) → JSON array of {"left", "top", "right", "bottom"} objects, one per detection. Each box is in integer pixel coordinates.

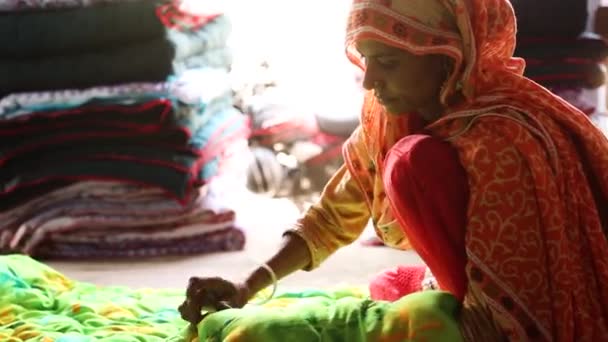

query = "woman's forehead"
[{"left": 356, "top": 39, "right": 402, "bottom": 56}]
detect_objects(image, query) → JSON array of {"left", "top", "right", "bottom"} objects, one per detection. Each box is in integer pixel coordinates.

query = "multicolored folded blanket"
[
  {"left": 0, "top": 255, "right": 463, "bottom": 342},
  {"left": 0, "top": 0, "right": 141, "bottom": 12},
  {"left": 0, "top": 2, "right": 228, "bottom": 58}
]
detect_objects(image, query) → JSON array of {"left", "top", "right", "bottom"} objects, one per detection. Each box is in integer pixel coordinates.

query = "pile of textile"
[
  {"left": 0, "top": 0, "right": 250, "bottom": 259},
  {"left": 512, "top": 0, "right": 608, "bottom": 116},
  {"left": 1, "top": 255, "right": 463, "bottom": 342}
]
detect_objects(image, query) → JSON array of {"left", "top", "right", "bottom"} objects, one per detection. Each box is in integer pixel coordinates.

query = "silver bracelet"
[{"left": 250, "top": 263, "right": 277, "bottom": 305}]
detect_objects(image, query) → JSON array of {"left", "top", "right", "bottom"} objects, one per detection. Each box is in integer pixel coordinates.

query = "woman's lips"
[{"left": 377, "top": 96, "right": 396, "bottom": 105}]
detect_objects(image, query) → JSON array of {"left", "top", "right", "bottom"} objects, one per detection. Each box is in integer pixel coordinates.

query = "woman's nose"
[{"left": 362, "top": 66, "right": 379, "bottom": 91}]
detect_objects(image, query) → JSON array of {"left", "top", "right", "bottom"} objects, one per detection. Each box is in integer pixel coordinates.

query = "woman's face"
[{"left": 357, "top": 39, "right": 449, "bottom": 117}]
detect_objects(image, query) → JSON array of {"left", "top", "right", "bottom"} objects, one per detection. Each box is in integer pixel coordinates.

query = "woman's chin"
[
  {"left": 383, "top": 104, "right": 412, "bottom": 116},
  {"left": 381, "top": 99, "right": 419, "bottom": 115}
]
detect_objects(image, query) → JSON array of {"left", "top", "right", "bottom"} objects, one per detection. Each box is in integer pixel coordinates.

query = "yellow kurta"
[{"left": 285, "top": 128, "right": 411, "bottom": 270}]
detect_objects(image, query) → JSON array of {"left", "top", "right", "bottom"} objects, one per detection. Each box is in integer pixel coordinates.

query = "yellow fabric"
[
  {"left": 286, "top": 164, "right": 368, "bottom": 269},
  {"left": 287, "top": 126, "right": 415, "bottom": 270}
]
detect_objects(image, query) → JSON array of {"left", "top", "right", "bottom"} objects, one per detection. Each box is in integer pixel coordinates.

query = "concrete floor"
[{"left": 48, "top": 192, "right": 422, "bottom": 291}]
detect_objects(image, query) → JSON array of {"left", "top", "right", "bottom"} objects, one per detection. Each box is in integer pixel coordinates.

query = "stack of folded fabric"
[
  {"left": 512, "top": 0, "right": 608, "bottom": 116},
  {"left": 515, "top": 37, "right": 608, "bottom": 115},
  {"left": 0, "top": 0, "right": 234, "bottom": 95},
  {"left": 0, "top": 0, "right": 250, "bottom": 259}
]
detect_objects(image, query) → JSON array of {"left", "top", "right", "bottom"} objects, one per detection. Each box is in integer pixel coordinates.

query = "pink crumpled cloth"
[{"left": 369, "top": 265, "right": 429, "bottom": 302}]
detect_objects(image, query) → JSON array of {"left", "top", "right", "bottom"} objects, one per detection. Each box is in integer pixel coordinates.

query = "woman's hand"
[
  {"left": 178, "top": 234, "right": 312, "bottom": 327},
  {"left": 178, "top": 277, "right": 250, "bottom": 326}
]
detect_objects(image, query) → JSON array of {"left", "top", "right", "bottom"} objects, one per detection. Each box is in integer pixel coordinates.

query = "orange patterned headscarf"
[{"left": 344, "top": 0, "right": 608, "bottom": 340}]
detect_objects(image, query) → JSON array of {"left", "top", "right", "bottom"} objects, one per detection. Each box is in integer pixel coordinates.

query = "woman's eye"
[{"left": 376, "top": 58, "right": 398, "bottom": 69}]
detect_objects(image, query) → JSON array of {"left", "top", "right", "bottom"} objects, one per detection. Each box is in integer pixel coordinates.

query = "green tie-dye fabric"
[{"left": 0, "top": 255, "right": 462, "bottom": 342}]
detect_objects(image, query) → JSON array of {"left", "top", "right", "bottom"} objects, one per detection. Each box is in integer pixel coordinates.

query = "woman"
[{"left": 180, "top": 0, "right": 608, "bottom": 340}]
